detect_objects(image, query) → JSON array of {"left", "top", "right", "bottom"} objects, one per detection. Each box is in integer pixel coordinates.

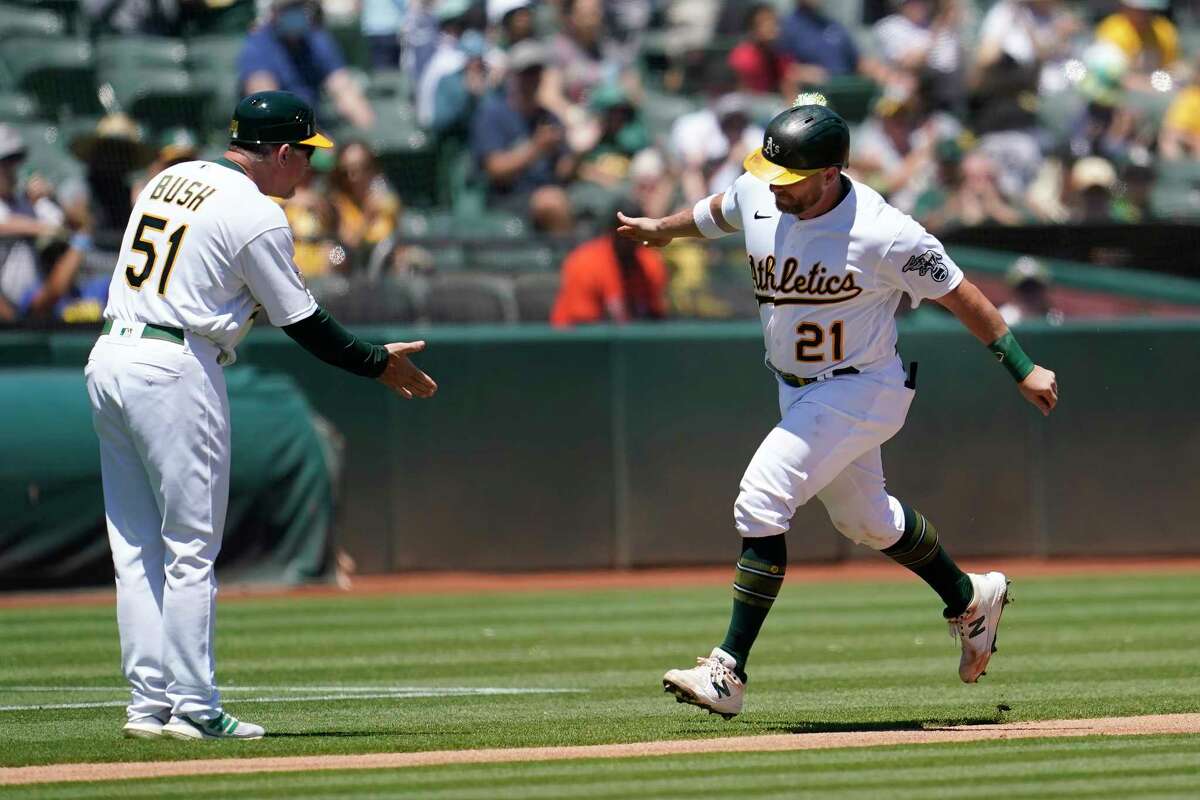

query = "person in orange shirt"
[
  {"left": 551, "top": 220, "right": 668, "bottom": 325},
  {"left": 1094, "top": 0, "right": 1178, "bottom": 77}
]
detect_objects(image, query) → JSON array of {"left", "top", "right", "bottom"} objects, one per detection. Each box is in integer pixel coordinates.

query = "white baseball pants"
[
  {"left": 735, "top": 357, "right": 915, "bottom": 550},
  {"left": 85, "top": 331, "right": 229, "bottom": 724}
]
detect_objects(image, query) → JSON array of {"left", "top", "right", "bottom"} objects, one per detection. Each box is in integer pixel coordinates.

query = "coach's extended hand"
[{"left": 378, "top": 341, "right": 438, "bottom": 399}]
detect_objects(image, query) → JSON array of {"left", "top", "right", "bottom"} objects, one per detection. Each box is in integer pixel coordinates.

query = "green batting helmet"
[
  {"left": 743, "top": 102, "right": 849, "bottom": 185},
  {"left": 228, "top": 91, "right": 334, "bottom": 149}
]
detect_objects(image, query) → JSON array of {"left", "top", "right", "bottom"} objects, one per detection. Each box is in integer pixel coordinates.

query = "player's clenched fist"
[
  {"left": 378, "top": 341, "right": 438, "bottom": 400},
  {"left": 1018, "top": 365, "right": 1058, "bottom": 416}
]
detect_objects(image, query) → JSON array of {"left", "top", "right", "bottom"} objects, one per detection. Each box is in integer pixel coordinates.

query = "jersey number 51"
[{"left": 125, "top": 213, "right": 189, "bottom": 296}]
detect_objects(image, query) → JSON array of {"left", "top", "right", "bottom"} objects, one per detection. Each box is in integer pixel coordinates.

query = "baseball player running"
[
  {"left": 85, "top": 91, "right": 436, "bottom": 741},
  {"left": 617, "top": 97, "right": 1058, "bottom": 719}
]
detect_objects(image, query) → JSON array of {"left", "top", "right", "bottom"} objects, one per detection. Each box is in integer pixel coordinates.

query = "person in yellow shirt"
[
  {"left": 328, "top": 140, "right": 401, "bottom": 261},
  {"left": 1094, "top": 0, "right": 1178, "bottom": 77},
  {"left": 1160, "top": 80, "right": 1200, "bottom": 159}
]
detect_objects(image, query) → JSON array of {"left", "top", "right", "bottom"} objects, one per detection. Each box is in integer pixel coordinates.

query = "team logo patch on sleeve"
[{"left": 902, "top": 250, "right": 949, "bottom": 282}]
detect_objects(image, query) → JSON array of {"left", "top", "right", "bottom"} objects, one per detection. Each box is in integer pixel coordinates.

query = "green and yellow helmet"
[
  {"left": 228, "top": 91, "right": 334, "bottom": 149},
  {"left": 743, "top": 94, "right": 849, "bottom": 186}
]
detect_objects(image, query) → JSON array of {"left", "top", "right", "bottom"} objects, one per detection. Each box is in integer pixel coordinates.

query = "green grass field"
[{"left": 2, "top": 569, "right": 1198, "bottom": 798}]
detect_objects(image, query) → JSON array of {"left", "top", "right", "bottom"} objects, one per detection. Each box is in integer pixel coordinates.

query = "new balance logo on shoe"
[
  {"left": 712, "top": 680, "right": 731, "bottom": 698},
  {"left": 967, "top": 615, "right": 987, "bottom": 639}
]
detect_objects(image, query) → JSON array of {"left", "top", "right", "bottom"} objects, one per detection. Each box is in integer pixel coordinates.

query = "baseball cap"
[
  {"left": 1071, "top": 156, "right": 1117, "bottom": 191},
  {"left": 743, "top": 95, "right": 849, "bottom": 186},
  {"left": 1006, "top": 256, "right": 1050, "bottom": 287},
  {"left": 507, "top": 39, "right": 548, "bottom": 73},
  {"left": 488, "top": 0, "right": 532, "bottom": 25},
  {"left": 229, "top": 91, "right": 333, "bottom": 148},
  {"left": 0, "top": 124, "right": 26, "bottom": 161}
]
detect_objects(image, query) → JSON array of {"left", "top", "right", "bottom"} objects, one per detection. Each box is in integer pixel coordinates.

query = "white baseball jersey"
[
  {"left": 103, "top": 160, "right": 317, "bottom": 364},
  {"left": 713, "top": 172, "right": 963, "bottom": 379}
]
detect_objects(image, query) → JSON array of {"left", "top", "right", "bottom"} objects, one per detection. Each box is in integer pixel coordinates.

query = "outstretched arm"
[
  {"left": 615, "top": 192, "right": 735, "bottom": 247},
  {"left": 934, "top": 278, "right": 1058, "bottom": 416}
]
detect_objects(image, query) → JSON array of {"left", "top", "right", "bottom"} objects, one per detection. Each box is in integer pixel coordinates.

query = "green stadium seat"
[
  {"left": 367, "top": 69, "right": 412, "bottom": 102},
  {"left": 1150, "top": 183, "right": 1200, "bottom": 221},
  {"left": 0, "top": 90, "right": 37, "bottom": 122},
  {"left": 370, "top": 122, "right": 438, "bottom": 207},
  {"left": 817, "top": 75, "right": 880, "bottom": 125},
  {"left": 0, "top": 3, "right": 65, "bottom": 39},
  {"left": 1155, "top": 159, "right": 1200, "bottom": 187},
  {"left": 0, "top": 38, "right": 101, "bottom": 117},
  {"left": 180, "top": 0, "right": 255, "bottom": 36},
  {"left": 95, "top": 36, "right": 188, "bottom": 70},
  {"left": 187, "top": 32, "right": 246, "bottom": 127},
  {"left": 100, "top": 67, "right": 214, "bottom": 135}
]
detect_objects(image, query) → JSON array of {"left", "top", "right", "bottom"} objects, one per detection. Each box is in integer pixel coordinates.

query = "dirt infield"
[
  {"left": 2, "top": 714, "right": 1197, "bottom": 785},
  {"left": 3, "top": 557, "right": 1199, "bottom": 609}
]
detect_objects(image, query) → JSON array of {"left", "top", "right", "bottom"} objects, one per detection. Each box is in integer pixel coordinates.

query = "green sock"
[
  {"left": 719, "top": 533, "right": 787, "bottom": 677},
  {"left": 883, "top": 505, "right": 974, "bottom": 617}
]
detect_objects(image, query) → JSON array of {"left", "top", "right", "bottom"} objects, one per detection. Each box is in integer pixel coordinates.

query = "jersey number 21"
[{"left": 125, "top": 213, "right": 188, "bottom": 296}]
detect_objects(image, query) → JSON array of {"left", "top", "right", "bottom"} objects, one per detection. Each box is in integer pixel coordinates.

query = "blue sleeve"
[
  {"left": 470, "top": 96, "right": 512, "bottom": 161},
  {"left": 840, "top": 23, "right": 860, "bottom": 69},
  {"left": 309, "top": 29, "right": 347, "bottom": 82},
  {"left": 432, "top": 72, "right": 469, "bottom": 133},
  {"left": 238, "top": 29, "right": 275, "bottom": 84}
]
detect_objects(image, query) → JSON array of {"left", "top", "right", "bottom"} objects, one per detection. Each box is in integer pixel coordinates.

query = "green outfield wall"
[{"left": 2, "top": 317, "right": 1198, "bottom": 575}]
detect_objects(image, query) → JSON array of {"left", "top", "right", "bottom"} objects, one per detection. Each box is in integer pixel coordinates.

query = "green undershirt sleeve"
[{"left": 281, "top": 306, "right": 390, "bottom": 379}]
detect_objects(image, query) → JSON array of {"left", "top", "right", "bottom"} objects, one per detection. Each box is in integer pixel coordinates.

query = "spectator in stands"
[
  {"left": 1159, "top": 67, "right": 1200, "bottom": 158},
  {"left": 430, "top": 31, "right": 493, "bottom": 136},
  {"left": 329, "top": 140, "right": 402, "bottom": 257},
  {"left": 998, "top": 256, "right": 1063, "bottom": 326},
  {"left": 417, "top": 0, "right": 477, "bottom": 128},
  {"left": 0, "top": 126, "right": 98, "bottom": 323},
  {"left": 402, "top": 0, "right": 442, "bottom": 84},
  {"left": 576, "top": 82, "right": 649, "bottom": 189},
  {"left": 851, "top": 85, "right": 962, "bottom": 212},
  {"left": 873, "top": 0, "right": 966, "bottom": 114},
  {"left": 917, "top": 149, "right": 1024, "bottom": 231},
  {"left": 470, "top": 40, "right": 578, "bottom": 232},
  {"left": 1069, "top": 44, "right": 1139, "bottom": 163},
  {"left": 239, "top": 0, "right": 375, "bottom": 130},
  {"left": 670, "top": 88, "right": 763, "bottom": 203},
  {"left": 1067, "top": 155, "right": 1120, "bottom": 223},
  {"left": 549, "top": 0, "right": 637, "bottom": 106},
  {"left": 973, "top": 0, "right": 1080, "bottom": 95},
  {"left": 778, "top": 0, "right": 859, "bottom": 82},
  {"left": 61, "top": 114, "right": 157, "bottom": 251},
  {"left": 728, "top": 4, "right": 797, "bottom": 98},
  {"left": 282, "top": 147, "right": 343, "bottom": 278},
  {"left": 628, "top": 148, "right": 677, "bottom": 221},
  {"left": 1094, "top": 0, "right": 1180, "bottom": 90},
  {"left": 489, "top": 0, "right": 536, "bottom": 48},
  {"left": 362, "top": 0, "right": 408, "bottom": 69},
  {"left": 551, "top": 205, "right": 667, "bottom": 325}
]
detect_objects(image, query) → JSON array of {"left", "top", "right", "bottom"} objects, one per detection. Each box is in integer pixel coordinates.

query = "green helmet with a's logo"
[
  {"left": 743, "top": 94, "right": 849, "bottom": 185},
  {"left": 228, "top": 90, "right": 334, "bottom": 149}
]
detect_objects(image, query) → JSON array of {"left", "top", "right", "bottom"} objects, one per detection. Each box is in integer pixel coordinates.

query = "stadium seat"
[
  {"left": 187, "top": 34, "right": 246, "bottom": 126},
  {"left": 100, "top": 67, "right": 214, "bottom": 134},
  {"left": 421, "top": 273, "right": 519, "bottom": 324},
  {"left": 312, "top": 275, "right": 421, "bottom": 324},
  {"left": 818, "top": 75, "right": 881, "bottom": 125},
  {"left": 0, "top": 90, "right": 37, "bottom": 122},
  {"left": 370, "top": 121, "right": 438, "bottom": 207},
  {"left": 0, "top": 3, "right": 65, "bottom": 39},
  {"left": 5, "top": 120, "right": 82, "bottom": 184},
  {"left": 513, "top": 272, "right": 562, "bottom": 322},
  {"left": 0, "top": 38, "right": 100, "bottom": 118},
  {"left": 95, "top": 36, "right": 188, "bottom": 71},
  {"left": 367, "top": 69, "right": 411, "bottom": 102}
]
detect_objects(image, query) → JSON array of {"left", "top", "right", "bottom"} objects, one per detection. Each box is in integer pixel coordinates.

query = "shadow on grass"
[
  {"left": 264, "top": 731, "right": 396, "bottom": 738},
  {"left": 735, "top": 712, "right": 1008, "bottom": 735}
]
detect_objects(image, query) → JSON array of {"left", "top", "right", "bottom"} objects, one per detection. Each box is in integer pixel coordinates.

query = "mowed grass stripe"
[
  {"left": 3, "top": 736, "right": 1199, "bottom": 799},
  {"left": 0, "top": 571, "right": 1197, "bottom": 767}
]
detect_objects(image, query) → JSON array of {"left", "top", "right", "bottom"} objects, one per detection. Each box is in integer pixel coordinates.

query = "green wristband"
[{"left": 988, "top": 332, "right": 1035, "bottom": 382}]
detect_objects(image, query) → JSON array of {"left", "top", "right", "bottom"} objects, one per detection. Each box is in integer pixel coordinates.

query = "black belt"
[
  {"left": 768, "top": 360, "right": 860, "bottom": 388},
  {"left": 101, "top": 319, "right": 185, "bottom": 345}
]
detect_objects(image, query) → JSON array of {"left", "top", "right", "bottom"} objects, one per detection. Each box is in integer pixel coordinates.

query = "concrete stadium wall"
[{"left": 3, "top": 318, "right": 1198, "bottom": 571}]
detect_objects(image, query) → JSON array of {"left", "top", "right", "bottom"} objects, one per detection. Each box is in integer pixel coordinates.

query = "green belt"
[
  {"left": 767, "top": 359, "right": 860, "bottom": 388},
  {"left": 101, "top": 319, "right": 186, "bottom": 345}
]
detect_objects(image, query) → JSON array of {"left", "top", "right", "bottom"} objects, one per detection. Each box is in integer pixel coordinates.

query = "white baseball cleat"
[
  {"left": 162, "top": 712, "right": 265, "bottom": 740},
  {"left": 122, "top": 712, "right": 169, "bottom": 739},
  {"left": 662, "top": 647, "right": 745, "bottom": 719},
  {"left": 948, "top": 571, "right": 1012, "bottom": 683}
]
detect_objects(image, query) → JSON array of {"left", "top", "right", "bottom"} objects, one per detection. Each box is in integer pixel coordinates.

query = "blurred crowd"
[{"left": 4, "top": 0, "right": 1200, "bottom": 327}]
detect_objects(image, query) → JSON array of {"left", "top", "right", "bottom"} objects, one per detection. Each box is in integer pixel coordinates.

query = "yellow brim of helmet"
[
  {"left": 743, "top": 148, "right": 823, "bottom": 186},
  {"left": 298, "top": 131, "right": 335, "bottom": 148}
]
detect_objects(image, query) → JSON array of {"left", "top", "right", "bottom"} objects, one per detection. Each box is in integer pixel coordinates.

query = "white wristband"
[{"left": 692, "top": 195, "right": 726, "bottom": 239}]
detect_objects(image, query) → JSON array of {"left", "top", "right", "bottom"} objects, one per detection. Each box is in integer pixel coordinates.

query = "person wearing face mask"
[{"left": 238, "top": 0, "right": 376, "bottom": 130}]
